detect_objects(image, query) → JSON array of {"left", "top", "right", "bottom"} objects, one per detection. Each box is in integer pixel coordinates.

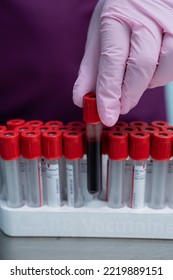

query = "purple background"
[{"left": 0, "top": 0, "right": 166, "bottom": 124}]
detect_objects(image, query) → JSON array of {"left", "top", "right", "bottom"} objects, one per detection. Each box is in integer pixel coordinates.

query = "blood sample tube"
[
  {"left": 108, "top": 132, "right": 128, "bottom": 208},
  {"left": 45, "top": 120, "right": 63, "bottom": 129},
  {"left": 15, "top": 125, "right": 34, "bottom": 200},
  {"left": 129, "top": 132, "right": 150, "bottom": 209},
  {"left": 0, "top": 126, "right": 7, "bottom": 199},
  {"left": 7, "top": 119, "right": 25, "bottom": 130},
  {"left": 26, "top": 120, "right": 44, "bottom": 128},
  {"left": 151, "top": 120, "right": 169, "bottom": 131},
  {"left": 0, "top": 131, "right": 24, "bottom": 208},
  {"left": 149, "top": 132, "right": 172, "bottom": 209},
  {"left": 141, "top": 126, "right": 159, "bottom": 203},
  {"left": 63, "top": 131, "right": 84, "bottom": 207},
  {"left": 83, "top": 92, "right": 102, "bottom": 194},
  {"left": 114, "top": 121, "right": 129, "bottom": 130},
  {"left": 42, "top": 131, "right": 63, "bottom": 207},
  {"left": 21, "top": 130, "right": 43, "bottom": 207}
]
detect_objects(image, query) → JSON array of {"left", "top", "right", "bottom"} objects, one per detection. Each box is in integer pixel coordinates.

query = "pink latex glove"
[{"left": 73, "top": 0, "right": 173, "bottom": 126}]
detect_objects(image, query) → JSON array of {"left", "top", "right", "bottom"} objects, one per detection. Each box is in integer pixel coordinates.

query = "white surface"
[{"left": 1, "top": 199, "right": 173, "bottom": 239}]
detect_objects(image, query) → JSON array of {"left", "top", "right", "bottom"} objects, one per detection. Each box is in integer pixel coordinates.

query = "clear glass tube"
[
  {"left": 124, "top": 157, "right": 133, "bottom": 205},
  {"left": 66, "top": 159, "right": 83, "bottom": 208},
  {"left": 41, "top": 157, "right": 47, "bottom": 204},
  {"left": 45, "top": 159, "right": 63, "bottom": 207},
  {"left": 108, "top": 159, "right": 124, "bottom": 208},
  {"left": 166, "top": 158, "right": 173, "bottom": 208},
  {"left": 2, "top": 159, "right": 24, "bottom": 208},
  {"left": 86, "top": 123, "right": 102, "bottom": 194},
  {"left": 145, "top": 156, "right": 153, "bottom": 203},
  {"left": 61, "top": 156, "right": 67, "bottom": 200},
  {"left": 0, "top": 158, "right": 6, "bottom": 200},
  {"left": 25, "top": 158, "right": 43, "bottom": 207},
  {"left": 130, "top": 160, "right": 147, "bottom": 209},
  {"left": 149, "top": 160, "right": 168, "bottom": 209}
]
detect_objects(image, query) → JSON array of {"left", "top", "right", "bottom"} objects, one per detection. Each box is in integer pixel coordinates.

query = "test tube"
[
  {"left": 7, "top": 118, "right": 25, "bottom": 130},
  {"left": 0, "top": 125, "right": 7, "bottom": 199},
  {"left": 42, "top": 130, "right": 63, "bottom": 207},
  {"left": 15, "top": 125, "right": 34, "bottom": 200},
  {"left": 107, "top": 132, "right": 128, "bottom": 208},
  {"left": 83, "top": 92, "right": 102, "bottom": 194},
  {"left": 63, "top": 131, "right": 84, "bottom": 208},
  {"left": 0, "top": 131, "right": 24, "bottom": 208},
  {"left": 129, "top": 132, "right": 150, "bottom": 209},
  {"left": 149, "top": 132, "right": 172, "bottom": 209},
  {"left": 141, "top": 126, "right": 159, "bottom": 203},
  {"left": 21, "top": 130, "right": 43, "bottom": 207}
]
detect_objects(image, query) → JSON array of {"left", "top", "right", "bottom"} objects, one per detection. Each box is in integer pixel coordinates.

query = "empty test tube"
[
  {"left": 0, "top": 125, "right": 7, "bottom": 199},
  {"left": 26, "top": 120, "right": 44, "bottom": 129},
  {"left": 0, "top": 131, "right": 24, "bottom": 208},
  {"left": 45, "top": 120, "right": 63, "bottom": 129},
  {"left": 151, "top": 120, "right": 169, "bottom": 131},
  {"left": 129, "top": 132, "right": 150, "bottom": 209},
  {"left": 21, "top": 130, "right": 43, "bottom": 207},
  {"left": 107, "top": 132, "right": 128, "bottom": 208},
  {"left": 149, "top": 132, "right": 172, "bottom": 209},
  {"left": 63, "top": 131, "right": 84, "bottom": 208},
  {"left": 83, "top": 92, "right": 102, "bottom": 194},
  {"left": 42, "top": 130, "right": 63, "bottom": 207}
]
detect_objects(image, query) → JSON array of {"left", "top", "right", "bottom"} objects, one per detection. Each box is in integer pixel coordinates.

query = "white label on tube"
[
  {"left": 66, "top": 164, "right": 75, "bottom": 206},
  {"left": 46, "top": 163, "right": 61, "bottom": 206},
  {"left": 130, "top": 164, "right": 146, "bottom": 208}
]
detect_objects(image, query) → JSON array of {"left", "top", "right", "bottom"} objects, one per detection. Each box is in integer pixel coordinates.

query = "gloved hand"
[{"left": 73, "top": 0, "right": 173, "bottom": 126}]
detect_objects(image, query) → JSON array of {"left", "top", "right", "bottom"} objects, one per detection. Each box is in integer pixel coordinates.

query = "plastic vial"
[
  {"left": 7, "top": 119, "right": 25, "bottom": 130},
  {"left": 107, "top": 132, "right": 128, "bottom": 208},
  {"left": 0, "top": 130, "right": 24, "bottom": 208},
  {"left": 149, "top": 132, "right": 172, "bottom": 209},
  {"left": 63, "top": 131, "right": 84, "bottom": 208},
  {"left": 21, "top": 130, "right": 43, "bottom": 207},
  {"left": 42, "top": 130, "right": 63, "bottom": 207},
  {"left": 129, "top": 132, "right": 150, "bottom": 209},
  {"left": 15, "top": 125, "right": 34, "bottom": 200},
  {"left": 83, "top": 92, "right": 102, "bottom": 194},
  {"left": 141, "top": 126, "right": 159, "bottom": 203},
  {"left": 0, "top": 125, "right": 7, "bottom": 199}
]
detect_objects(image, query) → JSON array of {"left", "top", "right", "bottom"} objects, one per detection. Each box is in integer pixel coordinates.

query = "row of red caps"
[{"left": 0, "top": 118, "right": 173, "bottom": 161}]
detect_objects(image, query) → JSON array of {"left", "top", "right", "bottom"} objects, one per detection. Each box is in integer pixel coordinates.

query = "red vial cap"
[
  {"left": 63, "top": 131, "right": 83, "bottom": 160},
  {"left": 42, "top": 130, "right": 62, "bottom": 159},
  {"left": 67, "top": 121, "right": 86, "bottom": 130},
  {"left": 151, "top": 120, "right": 169, "bottom": 131},
  {"left": 109, "top": 132, "right": 128, "bottom": 160},
  {"left": 55, "top": 125, "right": 69, "bottom": 133},
  {"left": 14, "top": 125, "right": 33, "bottom": 135},
  {"left": 129, "top": 121, "right": 148, "bottom": 130},
  {"left": 26, "top": 120, "right": 44, "bottom": 128},
  {"left": 102, "top": 127, "right": 112, "bottom": 155},
  {"left": 151, "top": 132, "right": 173, "bottom": 160},
  {"left": 114, "top": 121, "right": 129, "bottom": 128},
  {"left": 120, "top": 126, "right": 138, "bottom": 134},
  {"left": 45, "top": 120, "right": 63, "bottom": 129},
  {"left": 34, "top": 125, "right": 53, "bottom": 134},
  {"left": 141, "top": 125, "right": 159, "bottom": 137},
  {"left": 21, "top": 130, "right": 41, "bottom": 159},
  {"left": 83, "top": 92, "right": 101, "bottom": 124},
  {"left": 7, "top": 119, "right": 25, "bottom": 130},
  {"left": 0, "top": 131, "right": 20, "bottom": 160},
  {"left": 163, "top": 126, "right": 173, "bottom": 134},
  {"left": 129, "top": 132, "right": 150, "bottom": 161},
  {"left": 0, "top": 125, "right": 7, "bottom": 135}
]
